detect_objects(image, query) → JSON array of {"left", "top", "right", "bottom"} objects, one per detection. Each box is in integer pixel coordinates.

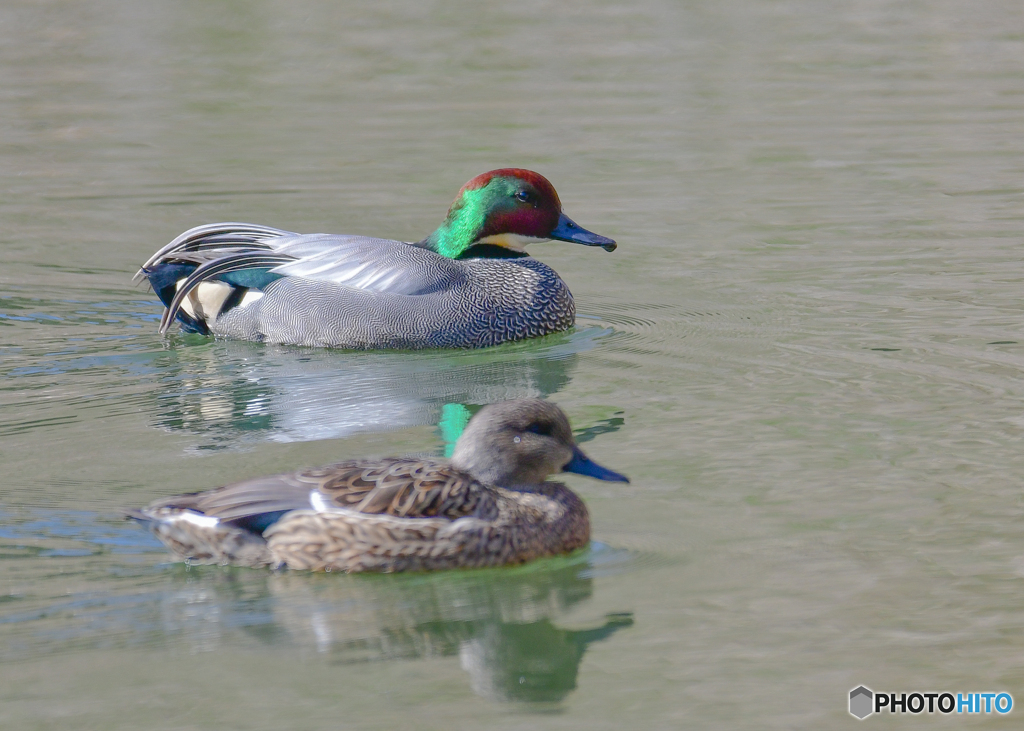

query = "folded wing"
[
  {"left": 140, "top": 223, "right": 464, "bottom": 332},
  {"left": 144, "top": 457, "right": 493, "bottom": 534}
]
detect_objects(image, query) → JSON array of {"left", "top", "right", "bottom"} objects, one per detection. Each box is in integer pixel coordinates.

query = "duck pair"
[{"left": 132, "top": 171, "right": 628, "bottom": 572}]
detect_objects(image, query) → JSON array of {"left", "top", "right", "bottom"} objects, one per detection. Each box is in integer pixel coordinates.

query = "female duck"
[
  {"left": 137, "top": 169, "right": 617, "bottom": 349},
  {"left": 127, "top": 399, "right": 629, "bottom": 572}
]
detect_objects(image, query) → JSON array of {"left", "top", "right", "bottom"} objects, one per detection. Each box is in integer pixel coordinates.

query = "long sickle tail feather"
[
  {"left": 134, "top": 222, "right": 296, "bottom": 284},
  {"left": 158, "top": 252, "right": 297, "bottom": 333}
]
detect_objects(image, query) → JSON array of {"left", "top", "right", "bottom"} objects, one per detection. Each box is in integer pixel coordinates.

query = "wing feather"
[
  {"left": 140, "top": 225, "right": 461, "bottom": 302},
  {"left": 141, "top": 458, "right": 496, "bottom": 531},
  {"left": 158, "top": 252, "right": 298, "bottom": 333},
  {"left": 313, "top": 458, "right": 491, "bottom": 519},
  {"left": 135, "top": 222, "right": 297, "bottom": 282},
  {"left": 144, "top": 475, "right": 315, "bottom": 523},
  {"left": 268, "top": 236, "right": 462, "bottom": 296}
]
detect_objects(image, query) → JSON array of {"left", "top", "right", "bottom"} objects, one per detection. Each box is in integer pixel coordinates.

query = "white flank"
[
  {"left": 194, "top": 281, "right": 234, "bottom": 322},
  {"left": 239, "top": 290, "right": 264, "bottom": 307},
  {"left": 172, "top": 511, "right": 220, "bottom": 528},
  {"left": 172, "top": 279, "right": 234, "bottom": 322},
  {"left": 176, "top": 288, "right": 197, "bottom": 319},
  {"left": 309, "top": 490, "right": 332, "bottom": 513}
]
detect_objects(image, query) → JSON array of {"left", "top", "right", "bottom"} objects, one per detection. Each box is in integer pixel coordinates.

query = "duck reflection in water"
[
  {"left": 161, "top": 556, "right": 632, "bottom": 704},
  {"left": 458, "top": 611, "right": 633, "bottom": 703},
  {"left": 148, "top": 331, "right": 605, "bottom": 448}
]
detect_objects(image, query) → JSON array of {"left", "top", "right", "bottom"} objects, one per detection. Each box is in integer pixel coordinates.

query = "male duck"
[
  {"left": 127, "top": 399, "right": 629, "bottom": 573},
  {"left": 137, "top": 169, "right": 617, "bottom": 349}
]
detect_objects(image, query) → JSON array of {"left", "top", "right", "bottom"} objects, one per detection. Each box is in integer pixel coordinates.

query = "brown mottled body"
[{"left": 266, "top": 483, "right": 589, "bottom": 572}]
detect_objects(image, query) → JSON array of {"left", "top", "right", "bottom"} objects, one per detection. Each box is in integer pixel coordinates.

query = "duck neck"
[
  {"left": 418, "top": 220, "right": 478, "bottom": 259},
  {"left": 506, "top": 480, "right": 566, "bottom": 496},
  {"left": 417, "top": 186, "right": 500, "bottom": 259},
  {"left": 503, "top": 481, "right": 591, "bottom": 554}
]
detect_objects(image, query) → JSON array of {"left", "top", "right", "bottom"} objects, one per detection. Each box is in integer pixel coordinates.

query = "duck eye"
[
  {"left": 515, "top": 190, "right": 530, "bottom": 203},
  {"left": 524, "top": 422, "right": 552, "bottom": 436}
]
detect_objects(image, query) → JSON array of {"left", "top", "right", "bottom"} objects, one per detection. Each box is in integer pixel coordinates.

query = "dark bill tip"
[
  {"left": 563, "top": 446, "right": 630, "bottom": 483},
  {"left": 550, "top": 212, "right": 617, "bottom": 252}
]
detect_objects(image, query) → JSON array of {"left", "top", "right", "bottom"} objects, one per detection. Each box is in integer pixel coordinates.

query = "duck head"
[
  {"left": 419, "top": 169, "right": 617, "bottom": 259},
  {"left": 451, "top": 399, "right": 629, "bottom": 488}
]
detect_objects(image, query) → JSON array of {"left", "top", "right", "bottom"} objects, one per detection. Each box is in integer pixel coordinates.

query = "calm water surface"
[{"left": 2, "top": 1, "right": 1024, "bottom": 728}]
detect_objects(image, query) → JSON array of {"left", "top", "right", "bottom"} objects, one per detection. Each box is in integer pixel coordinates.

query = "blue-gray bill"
[
  {"left": 563, "top": 447, "right": 630, "bottom": 483},
  {"left": 549, "top": 212, "right": 617, "bottom": 252}
]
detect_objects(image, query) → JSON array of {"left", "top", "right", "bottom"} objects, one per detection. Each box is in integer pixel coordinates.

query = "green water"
[{"left": 2, "top": 0, "right": 1023, "bottom": 728}]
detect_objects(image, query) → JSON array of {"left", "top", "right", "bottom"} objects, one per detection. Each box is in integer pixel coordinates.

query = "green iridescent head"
[{"left": 418, "top": 169, "right": 616, "bottom": 259}]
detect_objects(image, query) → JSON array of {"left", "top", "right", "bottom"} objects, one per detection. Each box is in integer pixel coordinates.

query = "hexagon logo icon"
[{"left": 849, "top": 686, "right": 874, "bottom": 719}]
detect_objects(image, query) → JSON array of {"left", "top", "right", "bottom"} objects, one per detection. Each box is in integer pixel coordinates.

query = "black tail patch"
[{"left": 143, "top": 262, "right": 210, "bottom": 335}]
